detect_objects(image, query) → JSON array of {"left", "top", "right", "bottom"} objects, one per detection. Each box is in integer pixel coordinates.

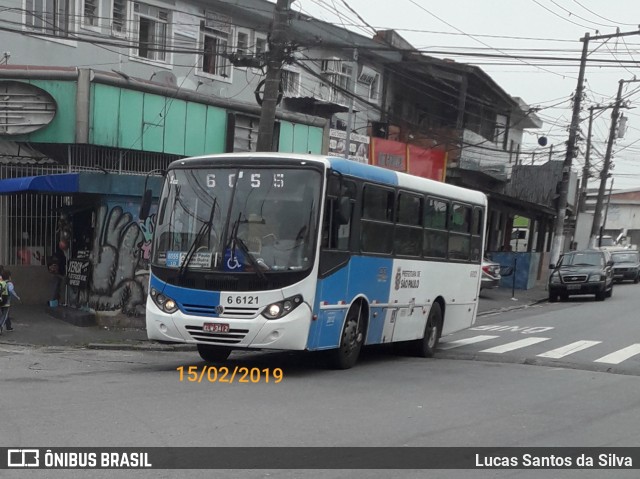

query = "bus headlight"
[
  {"left": 262, "top": 294, "right": 303, "bottom": 320},
  {"left": 150, "top": 288, "right": 179, "bottom": 314}
]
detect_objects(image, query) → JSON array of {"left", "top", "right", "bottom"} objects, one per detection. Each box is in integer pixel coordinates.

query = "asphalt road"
[
  {"left": 439, "top": 280, "right": 640, "bottom": 375},
  {"left": 2, "top": 283, "right": 640, "bottom": 478},
  {"left": 2, "top": 344, "right": 640, "bottom": 477}
]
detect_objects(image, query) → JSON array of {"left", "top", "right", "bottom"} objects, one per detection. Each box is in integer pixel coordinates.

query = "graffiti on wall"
[{"left": 88, "top": 204, "right": 155, "bottom": 316}]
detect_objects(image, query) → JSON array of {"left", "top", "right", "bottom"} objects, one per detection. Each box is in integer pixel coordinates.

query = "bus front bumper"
[{"left": 146, "top": 297, "right": 312, "bottom": 351}]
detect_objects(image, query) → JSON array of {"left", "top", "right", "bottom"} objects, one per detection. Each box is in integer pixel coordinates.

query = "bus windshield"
[{"left": 153, "top": 167, "right": 322, "bottom": 273}]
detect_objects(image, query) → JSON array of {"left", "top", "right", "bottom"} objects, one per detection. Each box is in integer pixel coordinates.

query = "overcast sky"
[{"left": 296, "top": 0, "right": 640, "bottom": 190}]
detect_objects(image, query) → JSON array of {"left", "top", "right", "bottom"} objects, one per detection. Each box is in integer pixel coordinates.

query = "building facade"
[{"left": 0, "top": 0, "right": 554, "bottom": 307}]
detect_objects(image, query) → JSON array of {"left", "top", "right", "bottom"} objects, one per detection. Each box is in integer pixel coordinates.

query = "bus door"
[{"left": 308, "top": 176, "right": 356, "bottom": 349}]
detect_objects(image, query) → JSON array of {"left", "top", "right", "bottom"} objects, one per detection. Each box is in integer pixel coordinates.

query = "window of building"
[
  {"left": 281, "top": 68, "right": 301, "bottom": 97},
  {"left": 83, "top": 0, "right": 100, "bottom": 27},
  {"left": 321, "top": 58, "right": 352, "bottom": 106},
  {"left": 369, "top": 73, "right": 380, "bottom": 102},
  {"left": 358, "top": 65, "right": 380, "bottom": 102},
  {"left": 133, "top": 2, "right": 170, "bottom": 62},
  {"left": 231, "top": 27, "right": 251, "bottom": 69},
  {"left": 255, "top": 33, "right": 267, "bottom": 59},
  {"left": 236, "top": 29, "right": 249, "bottom": 55},
  {"left": 25, "top": 0, "right": 73, "bottom": 36},
  {"left": 112, "top": 0, "right": 127, "bottom": 36},
  {"left": 199, "top": 12, "right": 233, "bottom": 80}
]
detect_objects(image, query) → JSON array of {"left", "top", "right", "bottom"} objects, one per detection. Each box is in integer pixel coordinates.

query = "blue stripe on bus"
[
  {"left": 308, "top": 256, "right": 394, "bottom": 350},
  {"left": 150, "top": 273, "right": 222, "bottom": 317},
  {"left": 327, "top": 157, "right": 398, "bottom": 185}
]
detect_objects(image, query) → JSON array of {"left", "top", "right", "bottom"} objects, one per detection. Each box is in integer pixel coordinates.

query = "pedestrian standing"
[
  {"left": 1, "top": 270, "right": 19, "bottom": 331},
  {"left": 0, "top": 271, "right": 9, "bottom": 334}
]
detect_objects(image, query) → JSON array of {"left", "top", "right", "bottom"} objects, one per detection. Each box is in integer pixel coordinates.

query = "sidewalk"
[
  {"left": 0, "top": 285, "right": 549, "bottom": 350},
  {"left": 0, "top": 304, "right": 183, "bottom": 351},
  {"left": 478, "top": 283, "right": 548, "bottom": 316}
]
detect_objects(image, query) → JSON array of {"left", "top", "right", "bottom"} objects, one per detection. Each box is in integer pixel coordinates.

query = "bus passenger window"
[{"left": 322, "top": 195, "right": 353, "bottom": 251}]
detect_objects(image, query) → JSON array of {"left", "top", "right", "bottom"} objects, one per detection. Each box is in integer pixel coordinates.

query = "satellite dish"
[
  {"left": 538, "top": 136, "right": 548, "bottom": 146},
  {"left": 175, "top": 77, "right": 197, "bottom": 91},
  {"left": 149, "top": 71, "right": 177, "bottom": 87}
]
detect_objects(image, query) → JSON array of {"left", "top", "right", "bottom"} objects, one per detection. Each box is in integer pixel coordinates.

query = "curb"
[
  {"left": 477, "top": 297, "right": 548, "bottom": 317},
  {"left": 87, "top": 342, "right": 197, "bottom": 352}
]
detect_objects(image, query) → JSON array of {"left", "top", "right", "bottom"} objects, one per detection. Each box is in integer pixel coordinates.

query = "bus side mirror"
[
  {"left": 327, "top": 176, "right": 341, "bottom": 197},
  {"left": 139, "top": 189, "right": 152, "bottom": 220},
  {"left": 549, "top": 263, "right": 555, "bottom": 269}
]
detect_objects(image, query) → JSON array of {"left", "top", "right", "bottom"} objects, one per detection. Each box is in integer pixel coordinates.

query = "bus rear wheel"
[
  {"left": 330, "top": 304, "right": 365, "bottom": 369},
  {"left": 412, "top": 303, "right": 442, "bottom": 358},
  {"left": 197, "top": 344, "right": 232, "bottom": 362}
]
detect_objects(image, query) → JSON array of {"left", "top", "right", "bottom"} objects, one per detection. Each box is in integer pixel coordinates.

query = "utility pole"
[
  {"left": 578, "top": 107, "right": 595, "bottom": 213},
  {"left": 589, "top": 78, "right": 640, "bottom": 246},
  {"left": 343, "top": 48, "right": 359, "bottom": 160},
  {"left": 549, "top": 32, "right": 589, "bottom": 266},
  {"left": 256, "top": 0, "right": 292, "bottom": 152},
  {"left": 600, "top": 177, "right": 615, "bottom": 244},
  {"left": 550, "top": 28, "right": 640, "bottom": 264}
]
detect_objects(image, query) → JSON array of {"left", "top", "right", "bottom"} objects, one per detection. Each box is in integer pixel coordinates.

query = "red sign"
[
  {"left": 407, "top": 145, "right": 447, "bottom": 182},
  {"left": 371, "top": 138, "right": 407, "bottom": 171}
]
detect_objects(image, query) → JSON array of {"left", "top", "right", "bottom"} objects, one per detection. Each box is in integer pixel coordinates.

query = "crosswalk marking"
[
  {"left": 438, "top": 335, "right": 499, "bottom": 350},
  {"left": 537, "top": 340, "right": 602, "bottom": 359},
  {"left": 479, "top": 337, "right": 550, "bottom": 354},
  {"left": 438, "top": 334, "right": 640, "bottom": 367},
  {"left": 594, "top": 344, "right": 640, "bottom": 365}
]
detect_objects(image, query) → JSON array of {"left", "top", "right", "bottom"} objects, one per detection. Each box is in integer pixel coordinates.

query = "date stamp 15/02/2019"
[{"left": 176, "top": 366, "right": 283, "bottom": 384}]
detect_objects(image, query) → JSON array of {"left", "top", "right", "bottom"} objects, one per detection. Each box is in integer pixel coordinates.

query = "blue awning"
[
  {"left": 0, "top": 173, "right": 79, "bottom": 195},
  {"left": 0, "top": 172, "right": 163, "bottom": 197}
]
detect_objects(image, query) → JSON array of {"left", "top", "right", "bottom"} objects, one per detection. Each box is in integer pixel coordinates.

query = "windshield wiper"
[{"left": 178, "top": 198, "right": 217, "bottom": 278}]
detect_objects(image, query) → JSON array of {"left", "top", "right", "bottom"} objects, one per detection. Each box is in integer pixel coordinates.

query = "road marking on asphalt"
[
  {"left": 438, "top": 335, "right": 500, "bottom": 350},
  {"left": 479, "top": 337, "right": 550, "bottom": 354},
  {"left": 536, "top": 340, "right": 602, "bottom": 359},
  {"left": 594, "top": 344, "right": 640, "bottom": 365}
]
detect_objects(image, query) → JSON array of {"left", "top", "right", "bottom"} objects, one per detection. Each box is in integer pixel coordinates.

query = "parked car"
[
  {"left": 610, "top": 250, "right": 640, "bottom": 283},
  {"left": 481, "top": 257, "right": 501, "bottom": 290},
  {"left": 548, "top": 249, "right": 613, "bottom": 302}
]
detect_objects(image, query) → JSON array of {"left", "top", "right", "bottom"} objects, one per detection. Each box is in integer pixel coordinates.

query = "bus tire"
[
  {"left": 197, "top": 344, "right": 232, "bottom": 362},
  {"left": 330, "top": 303, "right": 365, "bottom": 369},
  {"left": 412, "top": 303, "right": 442, "bottom": 358}
]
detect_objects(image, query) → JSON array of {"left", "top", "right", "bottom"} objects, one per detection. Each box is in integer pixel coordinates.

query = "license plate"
[
  {"left": 566, "top": 284, "right": 581, "bottom": 290},
  {"left": 203, "top": 323, "right": 230, "bottom": 333}
]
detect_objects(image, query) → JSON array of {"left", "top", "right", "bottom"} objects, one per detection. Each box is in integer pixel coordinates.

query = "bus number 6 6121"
[{"left": 227, "top": 296, "right": 258, "bottom": 305}]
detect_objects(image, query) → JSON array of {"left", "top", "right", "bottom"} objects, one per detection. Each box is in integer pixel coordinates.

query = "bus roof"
[{"left": 170, "top": 153, "right": 487, "bottom": 206}]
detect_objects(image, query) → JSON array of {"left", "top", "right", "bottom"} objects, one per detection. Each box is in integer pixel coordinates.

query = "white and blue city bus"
[{"left": 145, "top": 153, "right": 487, "bottom": 369}]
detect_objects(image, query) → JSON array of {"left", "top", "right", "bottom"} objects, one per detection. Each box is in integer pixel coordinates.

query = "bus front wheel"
[
  {"left": 330, "top": 304, "right": 365, "bottom": 369},
  {"left": 412, "top": 303, "right": 442, "bottom": 358},
  {"left": 197, "top": 344, "right": 232, "bottom": 362}
]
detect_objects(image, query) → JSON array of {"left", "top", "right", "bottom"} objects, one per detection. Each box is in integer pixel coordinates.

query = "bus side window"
[{"left": 322, "top": 181, "right": 354, "bottom": 251}]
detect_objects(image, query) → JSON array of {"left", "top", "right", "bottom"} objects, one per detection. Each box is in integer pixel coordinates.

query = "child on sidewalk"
[{"left": 0, "top": 270, "right": 20, "bottom": 333}]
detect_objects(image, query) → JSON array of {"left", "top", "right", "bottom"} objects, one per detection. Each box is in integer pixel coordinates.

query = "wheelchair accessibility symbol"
[
  {"left": 227, "top": 255, "right": 241, "bottom": 270},
  {"left": 224, "top": 249, "right": 245, "bottom": 271}
]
